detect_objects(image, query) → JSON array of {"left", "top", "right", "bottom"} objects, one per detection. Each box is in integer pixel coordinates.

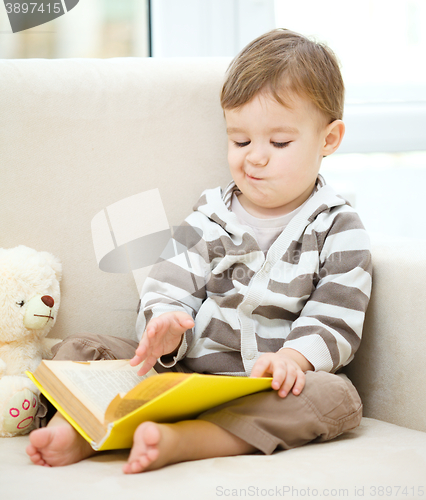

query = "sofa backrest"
[{"left": 0, "top": 58, "right": 230, "bottom": 340}]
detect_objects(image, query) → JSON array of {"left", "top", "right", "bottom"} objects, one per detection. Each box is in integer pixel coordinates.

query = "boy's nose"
[{"left": 247, "top": 148, "right": 268, "bottom": 167}]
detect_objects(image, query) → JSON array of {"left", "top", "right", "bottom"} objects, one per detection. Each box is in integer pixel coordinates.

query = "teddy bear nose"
[{"left": 41, "top": 295, "right": 54, "bottom": 308}]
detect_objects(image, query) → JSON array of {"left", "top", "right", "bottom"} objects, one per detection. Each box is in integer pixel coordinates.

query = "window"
[{"left": 0, "top": 0, "right": 150, "bottom": 58}]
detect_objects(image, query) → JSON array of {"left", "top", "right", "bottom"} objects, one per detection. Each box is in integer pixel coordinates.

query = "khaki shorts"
[{"left": 40, "top": 333, "right": 362, "bottom": 455}]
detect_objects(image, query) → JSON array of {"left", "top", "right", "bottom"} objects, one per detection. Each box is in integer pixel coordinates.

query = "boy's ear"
[{"left": 322, "top": 120, "right": 345, "bottom": 156}]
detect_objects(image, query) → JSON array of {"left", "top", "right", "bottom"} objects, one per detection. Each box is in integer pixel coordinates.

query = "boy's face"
[{"left": 225, "top": 93, "right": 336, "bottom": 218}]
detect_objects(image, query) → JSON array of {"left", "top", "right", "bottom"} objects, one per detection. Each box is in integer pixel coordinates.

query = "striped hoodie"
[{"left": 136, "top": 175, "right": 372, "bottom": 376}]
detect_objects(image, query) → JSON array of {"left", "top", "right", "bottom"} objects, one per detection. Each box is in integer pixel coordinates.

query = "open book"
[{"left": 27, "top": 360, "right": 272, "bottom": 451}]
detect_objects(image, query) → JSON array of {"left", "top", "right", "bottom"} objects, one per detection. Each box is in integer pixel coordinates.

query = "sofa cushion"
[{"left": 1, "top": 418, "right": 424, "bottom": 499}]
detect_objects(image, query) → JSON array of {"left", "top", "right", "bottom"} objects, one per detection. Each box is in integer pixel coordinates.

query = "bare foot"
[
  {"left": 26, "top": 415, "right": 95, "bottom": 467},
  {"left": 123, "top": 420, "right": 257, "bottom": 474},
  {"left": 123, "top": 422, "right": 174, "bottom": 474}
]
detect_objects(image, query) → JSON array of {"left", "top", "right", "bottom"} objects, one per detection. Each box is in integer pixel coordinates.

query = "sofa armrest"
[{"left": 345, "top": 235, "right": 426, "bottom": 432}]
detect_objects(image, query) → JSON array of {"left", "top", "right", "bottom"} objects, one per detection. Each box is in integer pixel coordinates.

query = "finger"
[
  {"left": 278, "top": 367, "right": 297, "bottom": 398},
  {"left": 178, "top": 317, "right": 194, "bottom": 329},
  {"left": 175, "top": 312, "right": 194, "bottom": 328},
  {"left": 132, "top": 328, "right": 158, "bottom": 368},
  {"left": 291, "top": 370, "right": 306, "bottom": 396},
  {"left": 137, "top": 355, "right": 157, "bottom": 376},
  {"left": 250, "top": 356, "right": 273, "bottom": 378},
  {"left": 137, "top": 318, "right": 162, "bottom": 351},
  {"left": 271, "top": 365, "right": 287, "bottom": 391},
  {"left": 129, "top": 354, "right": 143, "bottom": 366},
  {"left": 137, "top": 364, "right": 151, "bottom": 377},
  {"left": 134, "top": 327, "right": 155, "bottom": 357},
  {"left": 146, "top": 322, "right": 160, "bottom": 339},
  {"left": 170, "top": 315, "right": 193, "bottom": 335},
  {"left": 134, "top": 341, "right": 148, "bottom": 358}
]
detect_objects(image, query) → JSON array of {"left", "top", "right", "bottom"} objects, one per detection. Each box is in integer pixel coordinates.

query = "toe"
[
  {"left": 146, "top": 447, "right": 159, "bottom": 463},
  {"left": 123, "top": 460, "right": 143, "bottom": 475},
  {"left": 29, "top": 451, "right": 44, "bottom": 466},
  {"left": 26, "top": 443, "right": 36, "bottom": 456},
  {"left": 28, "top": 428, "right": 53, "bottom": 449},
  {"left": 26, "top": 444, "right": 43, "bottom": 465},
  {"left": 131, "top": 461, "right": 144, "bottom": 474},
  {"left": 124, "top": 422, "right": 165, "bottom": 474},
  {"left": 137, "top": 456, "right": 150, "bottom": 473},
  {"left": 143, "top": 422, "right": 161, "bottom": 447}
]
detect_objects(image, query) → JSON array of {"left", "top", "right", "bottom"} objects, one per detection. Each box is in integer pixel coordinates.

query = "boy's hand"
[
  {"left": 130, "top": 311, "right": 194, "bottom": 376},
  {"left": 250, "top": 348, "right": 313, "bottom": 398}
]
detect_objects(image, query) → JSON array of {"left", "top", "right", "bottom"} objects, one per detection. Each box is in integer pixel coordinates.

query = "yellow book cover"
[{"left": 27, "top": 359, "right": 272, "bottom": 451}]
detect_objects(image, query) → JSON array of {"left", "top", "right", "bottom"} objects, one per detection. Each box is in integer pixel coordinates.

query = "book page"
[
  {"left": 105, "top": 372, "right": 190, "bottom": 421},
  {"left": 43, "top": 360, "right": 155, "bottom": 418}
]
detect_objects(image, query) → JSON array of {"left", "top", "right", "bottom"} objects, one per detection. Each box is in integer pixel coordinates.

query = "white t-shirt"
[{"left": 231, "top": 193, "right": 311, "bottom": 253}]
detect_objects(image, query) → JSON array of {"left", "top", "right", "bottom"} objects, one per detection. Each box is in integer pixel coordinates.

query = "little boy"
[{"left": 27, "top": 28, "right": 372, "bottom": 474}]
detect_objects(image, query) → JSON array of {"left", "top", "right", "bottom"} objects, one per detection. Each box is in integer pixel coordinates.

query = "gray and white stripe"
[{"left": 136, "top": 175, "right": 372, "bottom": 376}]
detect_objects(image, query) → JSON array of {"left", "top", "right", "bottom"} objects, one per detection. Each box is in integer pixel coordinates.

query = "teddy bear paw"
[{"left": 0, "top": 388, "right": 39, "bottom": 436}]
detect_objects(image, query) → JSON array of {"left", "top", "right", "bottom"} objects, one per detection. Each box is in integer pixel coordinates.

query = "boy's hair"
[{"left": 221, "top": 28, "right": 344, "bottom": 123}]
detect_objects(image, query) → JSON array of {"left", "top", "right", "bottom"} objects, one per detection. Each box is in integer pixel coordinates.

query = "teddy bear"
[{"left": 0, "top": 245, "right": 62, "bottom": 437}]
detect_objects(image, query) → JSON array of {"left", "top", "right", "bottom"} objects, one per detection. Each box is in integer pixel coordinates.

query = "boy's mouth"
[{"left": 246, "top": 173, "right": 262, "bottom": 181}]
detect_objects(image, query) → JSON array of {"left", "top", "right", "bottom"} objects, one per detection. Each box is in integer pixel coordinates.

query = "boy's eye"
[
  {"left": 233, "top": 141, "right": 251, "bottom": 148},
  {"left": 272, "top": 142, "right": 290, "bottom": 148}
]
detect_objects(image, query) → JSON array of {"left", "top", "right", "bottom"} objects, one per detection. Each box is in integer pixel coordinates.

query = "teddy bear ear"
[{"left": 40, "top": 251, "right": 62, "bottom": 282}]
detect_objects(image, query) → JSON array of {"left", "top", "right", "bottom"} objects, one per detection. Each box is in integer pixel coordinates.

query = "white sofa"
[{"left": 0, "top": 58, "right": 425, "bottom": 500}]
